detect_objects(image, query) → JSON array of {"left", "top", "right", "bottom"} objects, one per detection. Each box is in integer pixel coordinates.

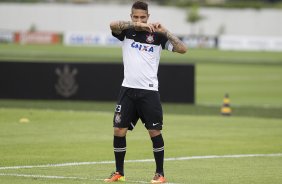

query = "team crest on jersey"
[
  {"left": 114, "top": 113, "right": 121, "bottom": 124},
  {"left": 146, "top": 34, "right": 154, "bottom": 43}
]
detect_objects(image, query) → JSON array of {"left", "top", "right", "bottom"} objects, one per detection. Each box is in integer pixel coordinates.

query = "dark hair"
[{"left": 132, "top": 1, "right": 148, "bottom": 11}]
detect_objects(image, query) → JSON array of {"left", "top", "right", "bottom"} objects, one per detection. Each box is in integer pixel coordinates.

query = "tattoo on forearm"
[
  {"left": 118, "top": 21, "right": 135, "bottom": 31},
  {"left": 111, "top": 21, "right": 135, "bottom": 34},
  {"left": 165, "top": 31, "right": 185, "bottom": 52}
]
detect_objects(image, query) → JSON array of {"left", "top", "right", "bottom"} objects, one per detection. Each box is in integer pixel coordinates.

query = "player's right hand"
[{"left": 135, "top": 22, "right": 155, "bottom": 33}]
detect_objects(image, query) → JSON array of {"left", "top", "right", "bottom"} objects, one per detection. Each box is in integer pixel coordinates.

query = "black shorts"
[{"left": 113, "top": 87, "right": 163, "bottom": 131}]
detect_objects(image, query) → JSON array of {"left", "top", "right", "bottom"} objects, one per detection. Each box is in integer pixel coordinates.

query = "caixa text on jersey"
[{"left": 131, "top": 42, "right": 154, "bottom": 52}]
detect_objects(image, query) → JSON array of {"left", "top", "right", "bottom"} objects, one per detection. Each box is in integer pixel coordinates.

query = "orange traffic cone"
[{"left": 221, "top": 93, "right": 231, "bottom": 116}]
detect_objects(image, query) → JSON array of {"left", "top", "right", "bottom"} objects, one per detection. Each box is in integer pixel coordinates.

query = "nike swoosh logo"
[
  {"left": 132, "top": 34, "right": 136, "bottom": 37},
  {"left": 153, "top": 123, "right": 159, "bottom": 126}
]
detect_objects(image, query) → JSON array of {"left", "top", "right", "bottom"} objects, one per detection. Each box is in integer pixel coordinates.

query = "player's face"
[{"left": 131, "top": 8, "right": 149, "bottom": 23}]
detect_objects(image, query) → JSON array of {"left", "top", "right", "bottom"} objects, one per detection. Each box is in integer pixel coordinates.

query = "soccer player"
[{"left": 104, "top": 1, "right": 187, "bottom": 183}]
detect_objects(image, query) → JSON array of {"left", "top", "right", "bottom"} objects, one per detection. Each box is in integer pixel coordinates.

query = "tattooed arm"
[
  {"left": 110, "top": 21, "right": 134, "bottom": 35},
  {"left": 165, "top": 31, "right": 187, "bottom": 54},
  {"left": 110, "top": 21, "right": 155, "bottom": 35},
  {"left": 154, "top": 23, "right": 187, "bottom": 54}
]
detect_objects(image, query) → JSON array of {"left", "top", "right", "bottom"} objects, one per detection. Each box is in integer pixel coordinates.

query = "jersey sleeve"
[
  {"left": 112, "top": 30, "right": 126, "bottom": 41},
  {"left": 160, "top": 34, "right": 173, "bottom": 52}
]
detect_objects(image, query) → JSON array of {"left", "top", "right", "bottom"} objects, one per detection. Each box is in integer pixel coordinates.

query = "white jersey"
[{"left": 113, "top": 28, "right": 173, "bottom": 91}]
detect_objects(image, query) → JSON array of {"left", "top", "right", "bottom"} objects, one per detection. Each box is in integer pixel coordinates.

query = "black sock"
[
  {"left": 151, "top": 134, "right": 164, "bottom": 176},
  {"left": 114, "top": 136, "right": 126, "bottom": 176}
]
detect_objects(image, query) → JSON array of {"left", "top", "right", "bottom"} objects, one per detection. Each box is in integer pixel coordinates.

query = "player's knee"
[
  {"left": 114, "top": 127, "right": 128, "bottom": 137},
  {"left": 148, "top": 129, "right": 161, "bottom": 138}
]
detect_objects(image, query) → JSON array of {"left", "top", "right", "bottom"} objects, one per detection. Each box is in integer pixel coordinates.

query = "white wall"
[{"left": 1, "top": 3, "right": 282, "bottom": 36}]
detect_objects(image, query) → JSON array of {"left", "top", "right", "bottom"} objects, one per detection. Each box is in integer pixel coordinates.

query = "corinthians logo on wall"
[{"left": 55, "top": 65, "right": 78, "bottom": 98}]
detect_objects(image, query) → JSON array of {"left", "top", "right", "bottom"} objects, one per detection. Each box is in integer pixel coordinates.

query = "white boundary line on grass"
[
  {"left": 0, "top": 173, "right": 88, "bottom": 180},
  {"left": 0, "top": 173, "right": 178, "bottom": 184},
  {"left": 1, "top": 154, "right": 281, "bottom": 184},
  {"left": 0, "top": 153, "right": 281, "bottom": 170}
]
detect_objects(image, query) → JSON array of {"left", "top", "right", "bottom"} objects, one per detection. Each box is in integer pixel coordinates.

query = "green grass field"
[
  {"left": 0, "top": 106, "right": 282, "bottom": 184},
  {"left": 0, "top": 43, "right": 282, "bottom": 183},
  {"left": 1, "top": 44, "right": 282, "bottom": 64}
]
